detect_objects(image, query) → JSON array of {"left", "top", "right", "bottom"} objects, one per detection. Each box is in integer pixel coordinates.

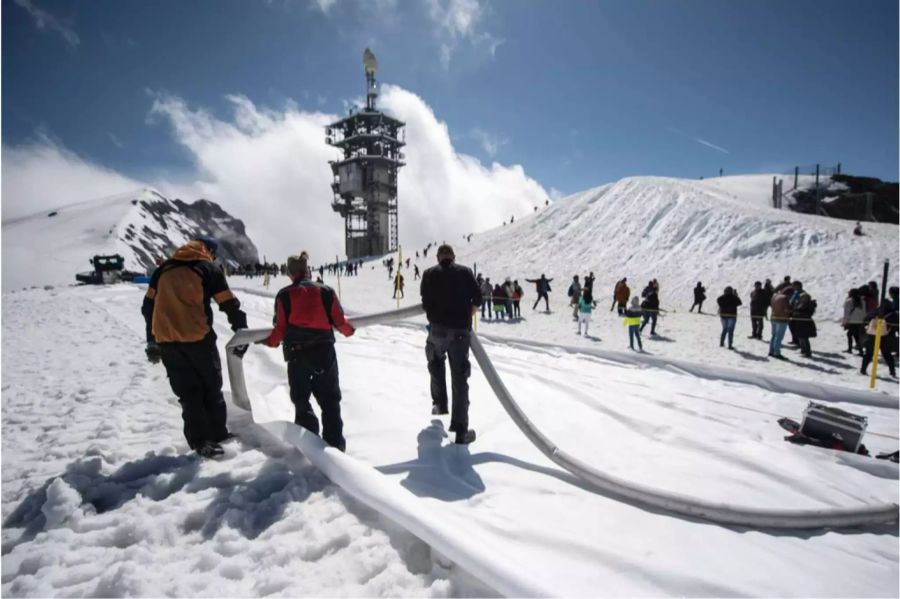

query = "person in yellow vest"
[{"left": 623, "top": 296, "right": 643, "bottom": 351}]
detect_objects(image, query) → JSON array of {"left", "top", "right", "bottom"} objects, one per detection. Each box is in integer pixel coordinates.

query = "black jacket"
[
  {"left": 641, "top": 288, "right": 659, "bottom": 311},
  {"left": 693, "top": 285, "right": 706, "bottom": 302},
  {"left": 717, "top": 293, "right": 743, "bottom": 317},
  {"left": 421, "top": 261, "right": 482, "bottom": 330},
  {"left": 749, "top": 288, "right": 769, "bottom": 315}
]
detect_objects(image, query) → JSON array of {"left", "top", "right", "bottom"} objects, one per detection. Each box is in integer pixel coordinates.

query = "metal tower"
[{"left": 326, "top": 48, "right": 406, "bottom": 258}]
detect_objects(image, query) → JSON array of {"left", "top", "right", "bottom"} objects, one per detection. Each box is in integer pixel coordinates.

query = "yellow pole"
[
  {"left": 868, "top": 318, "right": 885, "bottom": 389},
  {"left": 395, "top": 246, "right": 402, "bottom": 309},
  {"left": 335, "top": 255, "right": 342, "bottom": 301}
]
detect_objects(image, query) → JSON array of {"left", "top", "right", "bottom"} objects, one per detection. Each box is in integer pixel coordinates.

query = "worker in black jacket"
[{"left": 420, "top": 244, "right": 482, "bottom": 444}]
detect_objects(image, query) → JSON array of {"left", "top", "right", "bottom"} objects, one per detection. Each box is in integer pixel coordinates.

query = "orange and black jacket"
[
  {"left": 265, "top": 277, "right": 354, "bottom": 350},
  {"left": 142, "top": 241, "right": 247, "bottom": 343}
]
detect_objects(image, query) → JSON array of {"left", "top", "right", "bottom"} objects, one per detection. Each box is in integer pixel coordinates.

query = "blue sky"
[{"left": 4, "top": 0, "right": 898, "bottom": 196}]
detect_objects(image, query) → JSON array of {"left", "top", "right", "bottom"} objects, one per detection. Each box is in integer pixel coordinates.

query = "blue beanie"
[{"left": 197, "top": 237, "right": 219, "bottom": 255}]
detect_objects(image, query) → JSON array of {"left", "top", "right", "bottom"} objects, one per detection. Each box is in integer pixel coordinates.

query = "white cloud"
[
  {"left": 427, "top": 0, "right": 502, "bottom": 69},
  {"left": 549, "top": 187, "right": 565, "bottom": 201},
  {"left": 1, "top": 138, "right": 143, "bottom": 221},
  {"left": 13, "top": 0, "right": 80, "bottom": 47},
  {"left": 147, "top": 86, "right": 547, "bottom": 261},
  {"left": 471, "top": 127, "right": 508, "bottom": 158},
  {"left": 313, "top": 0, "right": 338, "bottom": 14},
  {"left": 108, "top": 133, "right": 125, "bottom": 149},
  {"left": 694, "top": 137, "right": 730, "bottom": 155},
  {"left": 3, "top": 88, "right": 548, "bottom": 264}
]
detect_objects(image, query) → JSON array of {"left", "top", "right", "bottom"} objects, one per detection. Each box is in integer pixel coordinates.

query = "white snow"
[{"left": 2, "top": 173, "right": 899, "bottom": 596}]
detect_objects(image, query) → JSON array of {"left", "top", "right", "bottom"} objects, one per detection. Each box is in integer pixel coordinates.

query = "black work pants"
[
  {"left": 425, "top": 326, "right": 472, "bottom": 433},
  {"left": 690, "top": 300, "right": 704, "bottom": 313},
  {"left": 862, "top": 336, "right": 897, "bottom": 375},
  {"left": 533, "top": 292, "right": 549, "bottom": 311},
  {"left": 161, "top": 336, "right": 228, "bottom": 450},
  {"left": 286, "top": 343, "right": 346, "bottom": 451},
  {"left": 482, "top": 298, "right": 491, "bottom": 318},
  {"left": 751, "top": 314, "right": 765, "bottom": 338}
]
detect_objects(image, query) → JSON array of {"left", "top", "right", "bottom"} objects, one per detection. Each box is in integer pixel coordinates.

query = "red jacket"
[{"left": 266, "top": 277, "right": 354, "bottom": 349}]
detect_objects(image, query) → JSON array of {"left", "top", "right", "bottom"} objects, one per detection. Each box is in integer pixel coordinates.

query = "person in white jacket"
[{"left": 842, "top": 287, "right": 866, "bottom": 355}]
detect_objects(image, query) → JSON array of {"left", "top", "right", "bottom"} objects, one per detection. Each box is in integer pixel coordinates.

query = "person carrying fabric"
[
  {"left": 142, "top": 238, "right": 248, "bottom": 459},
  {"left": 420, "top": 244, "right": 482, "bottom": 444},
  {"left": 263, "top": 252, "right": 355, "bottom": 451}
]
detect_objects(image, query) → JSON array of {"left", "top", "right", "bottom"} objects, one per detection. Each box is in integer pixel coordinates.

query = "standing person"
[
  {"left": 716, "top": 286, "right": 742, "bottom": 349},
  {"left": 263, "top": 253, "right": 355, "bottom": 451},
  {"left": 624, "top": 297, "right": 643, "bottom": 351},
  {"left": 584, "top": 272, "right": 595, "bottom": 295},
  {"left": 414, "top": 264, "right": 421, "bottom": 280},
  {"left": 613, "top": 278, "right": 630, "bottom": 315},
  {"left": 749, "top": 281, "right": 768, "bottom": 339},
  {"left": 393, "top": 273, "right": 405, "bottom": 299},
  {"left": 787, "top": 281, "right": 804, "bottom": 346},
  {"left": 843, "top": 288, "right": 866, "bottom": 355},
  {"left": 577, "top": 289, "right": 595, "bottom": 336},
  {"left": 512, "top": 279, "right": 524, "bottom": 319},
  {"left": 640, "top": 281, "right": 659, "bottom": 336},
  {"left": 768, "top": 286, "right": 792, "bottom": 359},
  {"left": 526, "top": 274, "right": 553, "bottom": 311},
  {"left": 567, "top": 275, "right": 582, "bottom": 321},
  {"left": 480, "top": 276, "right": 493, "bottom": 319},
  {"left": 690, "top": 282, "right": 706, "bottom": 313},
  {"left": 503, "top": 277, "right": 515, "bottom": 319},
  {"left": 860, "top": 300, "right": 897, "bottom": 377},
  {"left": 791, "top": 292, "right": 817, "bottom": 357},
  {"left": 420, "top": 244, "right": 482, "bottom": 444},
  {"left": 492, "top": 283, "right": 507, "bottom": 320},
  {"left": 142, "top": 238, "right": 248, "bottom": 459},
  {"left": 864, "top": 281, "right": 879, "bottom": 313}
]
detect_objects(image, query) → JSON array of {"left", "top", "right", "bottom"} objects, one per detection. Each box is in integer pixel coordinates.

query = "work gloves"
[{"left": 145, "top": 342, "right": 162, "bottom": 364}]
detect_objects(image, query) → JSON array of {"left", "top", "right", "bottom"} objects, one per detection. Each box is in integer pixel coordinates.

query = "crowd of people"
[{"left": 142, "top": 235, "right": 898, "bottom": 464}]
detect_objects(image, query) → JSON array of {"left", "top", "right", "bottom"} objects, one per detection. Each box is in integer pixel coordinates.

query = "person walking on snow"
[
  {"left": 263, "top": 253, "right": 355, "bottom": 451},
  {"left": 142, "top": 238, "right": 248, "bottom": 459},
  {"left": 420, "top": 244, "right": 482, "bottom": 444},
  {"left": 640, "top": 281, "right": 660, "bottom": 336},
  {"left": 716, "top": 286, "right": 742, "bottom": 349},
  {"left": 526, "top": 274, "right": 553, "bottom": 311},
  {"left": 393, "top": 273, "right": 405, "bottom": 299},
  {"left": 503, "top": 277, "right": 515, "bottom": 319},
  {"left": 624, "top": 297, "right": 643, "bottom": 351},
  {"left": 414, "top": 264, "right": 421, "bottom": 280},
  {"left": 577, "top": 289, "right": 596, "bottom": 336},
  {"left": 613, "top": 278, "right": 630, "bottom": 315},
  {"left": 568, "top": 275, "right": 582, "bottom": 321},
  {"left": 690, "top": 282, "right": 706, "bottom": 313}
]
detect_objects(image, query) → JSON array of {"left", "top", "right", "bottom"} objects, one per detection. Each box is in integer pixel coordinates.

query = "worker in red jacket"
[{"left": 264, "top": 252, "right": 354, "bottom": 451}]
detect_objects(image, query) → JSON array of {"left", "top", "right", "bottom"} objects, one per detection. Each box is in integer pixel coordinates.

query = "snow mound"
[{"left": 460, "top": 175, "right": 897, "bottom": 319}]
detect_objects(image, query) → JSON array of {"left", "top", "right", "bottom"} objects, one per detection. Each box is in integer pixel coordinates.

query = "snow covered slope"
[
  {"left": 2, "top": 284, "right": 897, "bottom": 596},
  {"left": 459, "top": 175, "right": 898, "bottom": 320},
  {"left": 1, "top": 188, "right": 259, "bottom": 291}
]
